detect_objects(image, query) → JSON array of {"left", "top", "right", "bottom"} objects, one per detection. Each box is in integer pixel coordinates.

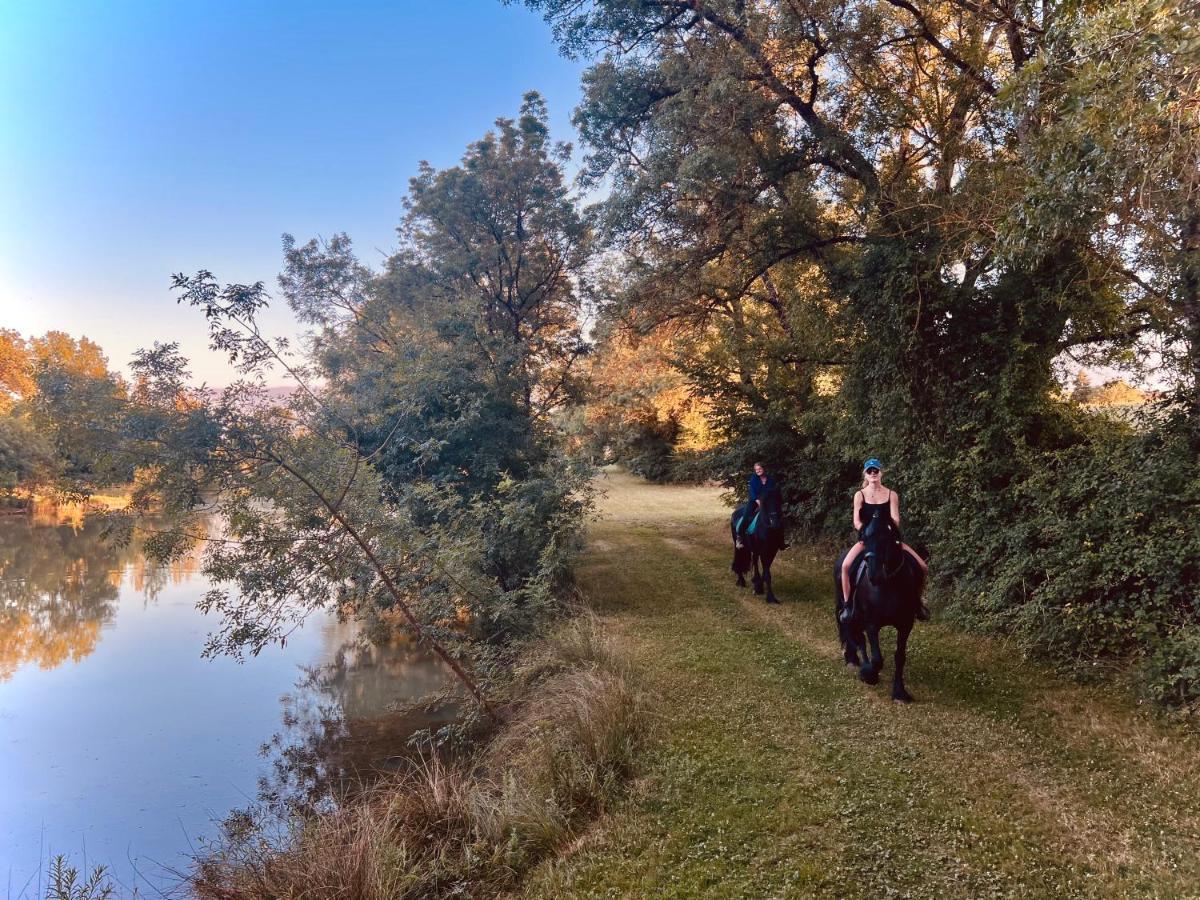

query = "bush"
[{"left": 921, "top": 407, "right": 1200, "bottom": 711}]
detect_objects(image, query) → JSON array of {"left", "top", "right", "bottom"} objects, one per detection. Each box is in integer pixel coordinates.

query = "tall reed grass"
[{"left": 192, "top": 614, "right": 649, "bottom": 899}]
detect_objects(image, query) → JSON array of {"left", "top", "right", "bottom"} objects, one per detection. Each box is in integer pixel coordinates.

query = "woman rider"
[
  {"left": 839, "top": 458, "right": 929, "bottom": 619},
  {"left": 735, "top": 461, "right": 775, "bottom": 549}
]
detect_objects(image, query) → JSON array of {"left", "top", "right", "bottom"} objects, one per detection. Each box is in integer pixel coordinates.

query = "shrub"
[{"left": 921, "top": 407, "right": 1200, "bottom": 710}]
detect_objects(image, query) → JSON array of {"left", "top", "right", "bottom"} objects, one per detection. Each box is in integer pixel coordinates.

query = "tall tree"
[
  {"left": 522, "top": 0, "right": 1194, "bottom": 439},
  {"left": 125, "top": 96, "right": 592, "bottom": 714}
]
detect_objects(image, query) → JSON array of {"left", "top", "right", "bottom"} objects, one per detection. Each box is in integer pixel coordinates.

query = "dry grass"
[
  {"left": 591, "top": 467, "right": 725, "bottom": 527},
  {"left": 191, "top": 615, "right": 650, "bottom": 900}
]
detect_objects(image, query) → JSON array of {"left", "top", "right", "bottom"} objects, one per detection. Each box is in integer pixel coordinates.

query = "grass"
[
  {"left": 189, "top": 614, "right": 651, "bottom": 900},
  {"left": 518, "top": 469, "right": 1200, "bottom": 899}
]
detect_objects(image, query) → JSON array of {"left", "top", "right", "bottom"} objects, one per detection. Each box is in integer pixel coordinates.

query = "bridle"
[{"left": 863, "top": 511, "right": 906, "bottom": 583}]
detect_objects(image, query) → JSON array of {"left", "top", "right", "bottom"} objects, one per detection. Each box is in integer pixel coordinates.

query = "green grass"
[{"left": 519, "top": 470, "right": 1200, "bottom": 899}]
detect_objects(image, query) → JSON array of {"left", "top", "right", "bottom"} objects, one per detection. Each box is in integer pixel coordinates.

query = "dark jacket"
[{"left": 749, "top": 473, "right": 777, "bottom": 505}]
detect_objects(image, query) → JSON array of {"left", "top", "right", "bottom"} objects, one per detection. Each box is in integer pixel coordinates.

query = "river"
[{"left": 0, "top": 511, "right": 452, "bottom": 897}]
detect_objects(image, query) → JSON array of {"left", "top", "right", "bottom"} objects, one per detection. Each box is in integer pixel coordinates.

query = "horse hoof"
[
  {"left": 892, "top": 691, "right": 914, "bottom": 704},
  {"left": 736, "top": 577, "right": 746, "bottom": 588},
  {"left": 766, "top": 595, "right": 779, "bottom": 604},
  {"left": 860, "top": 669, "right": 879, "bottom": 686}
]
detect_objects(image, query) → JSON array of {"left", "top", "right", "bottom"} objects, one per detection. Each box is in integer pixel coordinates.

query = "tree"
[
  {"left": 997, "top": 0, "right": 1200, "bottom": 407},
  {"left": 523, "top": 0, "right": 1195, "bottom": 488},
  {"left": 123, "top": 96, "right": 592, "bottom": 719},
  {"left": 279, "top": 93, "right": 592, "bottom": 595},
  {"left": 0, "top": 329, "right": 33, "bottom": 409},
  {"left": 26, "top": 334, "right": 130, "bottom": 494},
  {"left": 582, "top": 319, "right": 714, "bottom": 479},
  {"left": 0, "top": 331, "right": 129, "bottom": 496},
  {"left": 522, "top": 0, "right": 1200, "bottom": 705}
]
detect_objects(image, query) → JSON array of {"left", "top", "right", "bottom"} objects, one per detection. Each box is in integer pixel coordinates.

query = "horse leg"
[
  {"left": 763, "top": 551, "right": 778, "bottom": 603},
  {"left": 892, "top": 620, "right": 915, "bottom": 703},
  {"left": 840, "top": 620, "right": 862, "bottom": 667},
  {"left": 752, "top": 553, "right": 764, "bottom": 595},
  {"left": 859, "top": 623, "right": 883, "bottom": 685}
]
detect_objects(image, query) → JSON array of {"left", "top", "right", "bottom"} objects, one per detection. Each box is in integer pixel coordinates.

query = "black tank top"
[{"left": 860, "top": 490, "right": 893, "bottom": 528}]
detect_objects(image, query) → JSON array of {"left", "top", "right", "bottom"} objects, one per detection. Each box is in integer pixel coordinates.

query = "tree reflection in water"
[
  {"left": 0, "top": 511, "right": 456, "bottom": 824},
  {"left": 0, "top": 516, "right": 130, "bottom": 680},
  {"left": 0, "top": 513, "right": 198, "bottom": 680},
  {"left": 255, "top": 624, "right": 457, "bottom": 818}
]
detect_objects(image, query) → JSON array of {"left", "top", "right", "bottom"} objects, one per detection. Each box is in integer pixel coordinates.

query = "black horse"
[
  {"left": 834, "top": 509, "right": 924, "bottom": 702},
  {"left": 731, "top": 488, "right": 785, "bottom": 603}
]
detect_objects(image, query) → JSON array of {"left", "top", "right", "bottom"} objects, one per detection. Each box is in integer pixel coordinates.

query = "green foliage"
[
  {"left": 523, "top": 0, "right": 1200, "bottom": 710},
  {"left": 924, "top": 408, "right": 1200, "bottom": 710},
  {"left": 0, "top": 412, "right": 55, "bottom": 494},
  {"left": 0, "top": 331, "right": 131, "bottom": 497},
  {"left": 44, "top": 855, "right": 114, "bottom": 900},
  {"left": 120, "top": 96, "right": 592, "bottom": 719},
  {"left": 998, "top": 0, "right": 1200, "bottom": 393}
]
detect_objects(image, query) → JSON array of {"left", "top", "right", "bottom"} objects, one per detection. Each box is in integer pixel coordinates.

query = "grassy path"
[{"left": 520, "top": 471, "right": 1200, "bottom": 899}]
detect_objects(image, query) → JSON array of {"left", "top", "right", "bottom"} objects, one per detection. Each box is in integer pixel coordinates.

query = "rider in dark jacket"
[{"left": 735, "top": 462, "right": 776, "bottom": 548}]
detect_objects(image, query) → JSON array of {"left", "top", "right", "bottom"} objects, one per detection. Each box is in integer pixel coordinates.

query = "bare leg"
[
  {"left": 901, "top": 542, "right": 932, "bottom": 620},
  {"left": 840, "top": 541, "right": 864, "bottom": 602},
  {"left": 901, "top": 542, "right": 928, "bottom": 573}
]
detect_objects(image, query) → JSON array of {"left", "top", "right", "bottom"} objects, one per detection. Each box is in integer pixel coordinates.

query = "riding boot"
[{"left": 839, "top": 589, "right": 855, "bottom": 624}]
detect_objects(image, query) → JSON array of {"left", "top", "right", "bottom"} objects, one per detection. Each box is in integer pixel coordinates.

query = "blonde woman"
[{"left": 839, "top": 458, "right": 929, "bottom": 618}]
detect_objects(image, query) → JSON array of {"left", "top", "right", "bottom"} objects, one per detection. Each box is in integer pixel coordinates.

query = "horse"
[
  {"left": 834, "top": 508, "right": 924, "bottom": 702},
  {"left": 730, "top": 487, "right": 785, "bottom": 604}
]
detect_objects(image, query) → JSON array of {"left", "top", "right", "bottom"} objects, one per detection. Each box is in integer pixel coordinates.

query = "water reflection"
[
  {"left": 0, "top": 512, "right": 453, "bottom": 894},
  {"left": 0, "top": 516, "right": 128, "bottom": 680},
  {"left": 0, "top": 512, "right": 202, "bottom": 680},
  {"left": 258, "top": 627, "right": 459, "bottom": 817}
]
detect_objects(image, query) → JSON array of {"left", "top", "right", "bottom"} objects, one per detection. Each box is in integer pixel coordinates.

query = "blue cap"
[{"left": 863, "top": 457, "right": 883, "bottom": 471}]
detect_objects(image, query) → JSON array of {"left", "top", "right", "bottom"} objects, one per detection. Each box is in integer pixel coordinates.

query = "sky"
[{"left": 0, "top": 0, "right": 587, "bottom": 385}]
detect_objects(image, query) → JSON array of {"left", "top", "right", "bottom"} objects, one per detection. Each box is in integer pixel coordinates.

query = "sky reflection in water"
[{"left": 0, "top": 513, "right": 450, "bottom": 897}]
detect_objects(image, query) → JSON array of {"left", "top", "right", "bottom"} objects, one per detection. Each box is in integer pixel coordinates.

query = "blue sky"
[{"left": 0, "top": 0, "right": 586, "bottom": 384}]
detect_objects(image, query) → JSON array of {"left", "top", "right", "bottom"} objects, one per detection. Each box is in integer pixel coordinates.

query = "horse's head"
[
  {"left": 861, "top": 510, "right": 901, "bottom": 584},
  {"left": 760, "top": 487, "right": 783, "bottom": 533}
]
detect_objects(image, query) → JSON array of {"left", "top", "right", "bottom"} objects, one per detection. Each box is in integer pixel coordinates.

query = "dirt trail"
[{"left": 520, "top": 470, "right": 1200, "bottom": 899}]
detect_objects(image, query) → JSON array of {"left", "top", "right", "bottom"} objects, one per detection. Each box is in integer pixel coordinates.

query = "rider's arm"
[
  {"left": 852, "top": 491, "right": 864, "bottom": 532},
  {"left": 891, "top": 491, "right": 901, "bottom": 528}
]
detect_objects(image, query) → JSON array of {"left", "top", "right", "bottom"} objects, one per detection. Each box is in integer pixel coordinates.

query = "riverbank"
[
  {"left": 189, "top": 612, "right": 651, "bottom": 899},
  {"left": 0, "top": 488, "right": 131, "bottom": 523},
  {"left": 518, "top": 469, "right": 1200, "bottom": 898}
]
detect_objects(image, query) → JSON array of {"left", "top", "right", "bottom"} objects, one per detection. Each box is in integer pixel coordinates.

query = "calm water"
[{"left": 0, "top": 513, "right": 452, "bottom": 897}]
